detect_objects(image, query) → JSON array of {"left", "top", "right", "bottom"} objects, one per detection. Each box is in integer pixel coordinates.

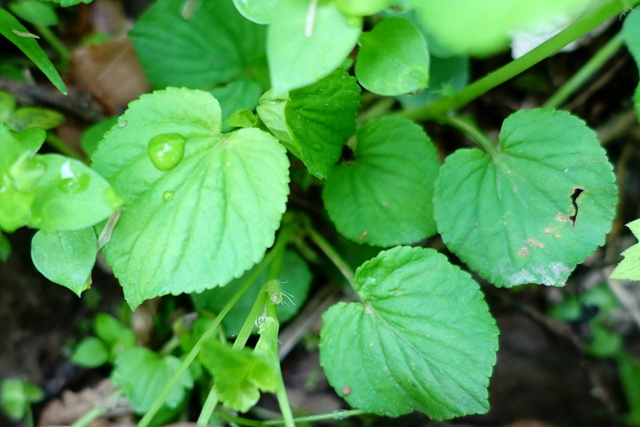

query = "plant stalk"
[
  {"left": 138, "top": 225, "right": 296, "bottom": 427},
  {"left": 543, "top": 30, "right": 625, "bottom": 109},
  {"left": 400, "top": 0, "right": 639, "bottom": 120},
  {"left": 305, "top": 225, "right": 357, "bottom": 293},
  {"left": 435, "top": 115, "right": 500, "bottom": 156}
]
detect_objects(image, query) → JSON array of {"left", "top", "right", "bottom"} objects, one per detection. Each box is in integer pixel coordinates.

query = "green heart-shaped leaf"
[
  {"left": 320, "top": 246, "right": 498, "bottom": 419},
  {"left": 323, "top": 117, "right": 440, "bottom": 246},
  {"left": 92, "top": 88, "right": 290, "bottom": 309},
  {"left": 258, "top": 69, "right": 360, "bottom": 179},
  {"left": 356, "top": 17, "right": 430, "bottom": 96},
  {"left": 434, "top": 109, "right": 617, "bottom": 287}
]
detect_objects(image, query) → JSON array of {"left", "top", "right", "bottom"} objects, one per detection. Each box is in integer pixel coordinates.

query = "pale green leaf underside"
[
  {"left": 92, "top": 88, "right": 290, "bottom": 309},
  {"left": 356, "top": 17, "right": 429, "bottom": 96},
  {"left": 268, "top": 0, "right": 362, "bottom": 94},
  {"left": 611, "top": 219, "right": 640, "bottom": 280},
  {"left": 323, "top": 117, "right": 439, "bottom": 247},
  {"left": 320, "top": 246, "right": 498, "bottom": 419},
  {"left": 31, "top": 227, "right": 97, "bottom": 296},
  {"left": 434, "top": 109, "right": 617, "bottom": 287}
]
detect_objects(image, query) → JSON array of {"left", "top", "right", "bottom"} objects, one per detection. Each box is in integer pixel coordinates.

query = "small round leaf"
[
  {"left": 356, "top": 17, "right": 430, "bottom": 96},
  {"left": 323, "top": 117, "right": 440, "bottom": 246}
]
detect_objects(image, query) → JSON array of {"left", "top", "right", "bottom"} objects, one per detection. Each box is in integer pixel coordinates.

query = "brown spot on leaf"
[
  {"left": 518, "top": 247, "right": 530, "bottom": 257},
  {"left": 359, "top": 231, "right": 368, "bottom": 240},
  {"left": 342, "top": 386, "right": 352, "bottom": 396},
  {"left": 544, "top": 226, "right": 553, "bottom": 234}
]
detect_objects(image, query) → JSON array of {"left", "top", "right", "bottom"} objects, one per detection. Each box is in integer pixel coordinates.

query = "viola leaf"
[
  {"left": 267, "top": 0, "right": 362, "bottom": 94},
  {"left": 199, "top": 340, "right": 278, "bottom": 413},
  {"left": 91, "top": 88, "right": 290, "bottom": 309},
  {"left": 611, "top": 219, "right": 640, "bottom": 280},
  {"left": 29, "top": 154, "right": 122, "bottom": 230},
  {"left": 323, "top": 117, "right": 439, "bottom": 246},
  {"left": 355, "top": 17, "right": 430, "bottom": 96},
  {"left": 131, "top": 0, "right": 268, "bottom": 91},
  {"left": 112, "top": 347, "right": 193, "bottom": 413},
  {"left": 258, "top": 69, "right": 360, "bottom": 179},
  {"left": 31, "top": 227, "right": 97, "bottom": 296},
  {"left": 434, "top": 109, "right": 617, "bottom": 287},
  {"left": 320, "top": 246, "right": 498, "bottom": 419},
  {"left": 7, "top": 106, "right": 65, "bottom": 131},
  {"left": 0, "top": 8, "right": 67, "bottom": 94},
  {"left": 71, "top": 336, "right": 109, "bottom": 368}
]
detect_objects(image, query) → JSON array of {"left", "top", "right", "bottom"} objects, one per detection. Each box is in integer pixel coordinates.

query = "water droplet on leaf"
[
  {"left": 163, "top": 191, "right": 174, "bottom": 202},
  {"left": 117, "top": 118, "right": 128, "bottom": 128},
  {"left": 58, "top": 161, "right": 90, "bottom": 194},
  {"left": 147, "top": 133, "right": 186, "bottom": 171}
]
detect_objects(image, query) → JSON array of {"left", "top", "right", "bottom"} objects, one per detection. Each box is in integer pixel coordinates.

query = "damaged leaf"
[{"left": 434, "top": 109, "right": 617, "bottom": 287}]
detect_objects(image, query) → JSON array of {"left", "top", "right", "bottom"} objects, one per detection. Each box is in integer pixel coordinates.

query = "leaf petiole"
[
  {"left": 139, "top": 224, "right": 296, "bottom": 427},
  {"left": 305, "top": 224, "right": 357, "bottom": 293},
  {"left": 543, "top": 30, "right": 625, "bottom": 110},
  {"left": 435, "top": 115, "right": 500, "bottom": 157},
  {"left": 400, "top": 0, "right": 640, "bottom": 120}
]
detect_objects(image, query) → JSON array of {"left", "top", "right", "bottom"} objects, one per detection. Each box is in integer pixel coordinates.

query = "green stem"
[
  {"left": 400, "top": 0, "right": 638, "bottom": 120},
  {"left": 435, "top": 115, "right": 500, "bottom": 156},
  {"left": 542, "top": 30, "right": 625, "bottom": 109},
  {"left": 196, "top": 385, "right": 219, "bottom": 425},
  {"left": 45, "top": 133, "right": 86, "bottom": 162},
  {"left": 357, "top": 97, "right": 396, "bottom": 123},
  {"left": 138, "top": 225, "right": 295, "bottom": 427},
  {"left": 219, "top": 409, "right": 367, "bottom": 426},
  {"left": 233, "top": 286, "right": 269, "bottom": 350},
  {"left": 71, "top": 406, "right": 106, "bottom": 427},
  {"left": 265, "top": 295, "right": 295, "bottom": 427},
  {"left": 305, "top": 225, "right": 356, "bottom": 292}
]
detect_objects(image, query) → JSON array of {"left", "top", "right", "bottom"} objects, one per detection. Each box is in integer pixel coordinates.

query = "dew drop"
[
  {"left": 163, "top": 190, "right": 175, "bottom": 202},
  {"left": 117, "top": 118, "right": 128, "bottom": 128},
  {"left": 58, "top": 161, "right": 90, "bottom": 194},
  {"left": 147, "top": 133, "right": 186, "bottom": 171}
]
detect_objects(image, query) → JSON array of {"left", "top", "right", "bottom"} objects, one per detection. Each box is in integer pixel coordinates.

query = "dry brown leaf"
[
  {"left": 70, "top": 35, "right": 150, "bottom": 115},
  {"left": 38, "top": 378, "right": 132, "bottom": 427}
]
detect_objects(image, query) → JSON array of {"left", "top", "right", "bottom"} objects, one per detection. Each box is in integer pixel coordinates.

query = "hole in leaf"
[
  {"left": 568, "top": 187, "right": 584, "bottom": 227},
  {"left": 340, "top": 144, "right": 356, "bottom": 164}
]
